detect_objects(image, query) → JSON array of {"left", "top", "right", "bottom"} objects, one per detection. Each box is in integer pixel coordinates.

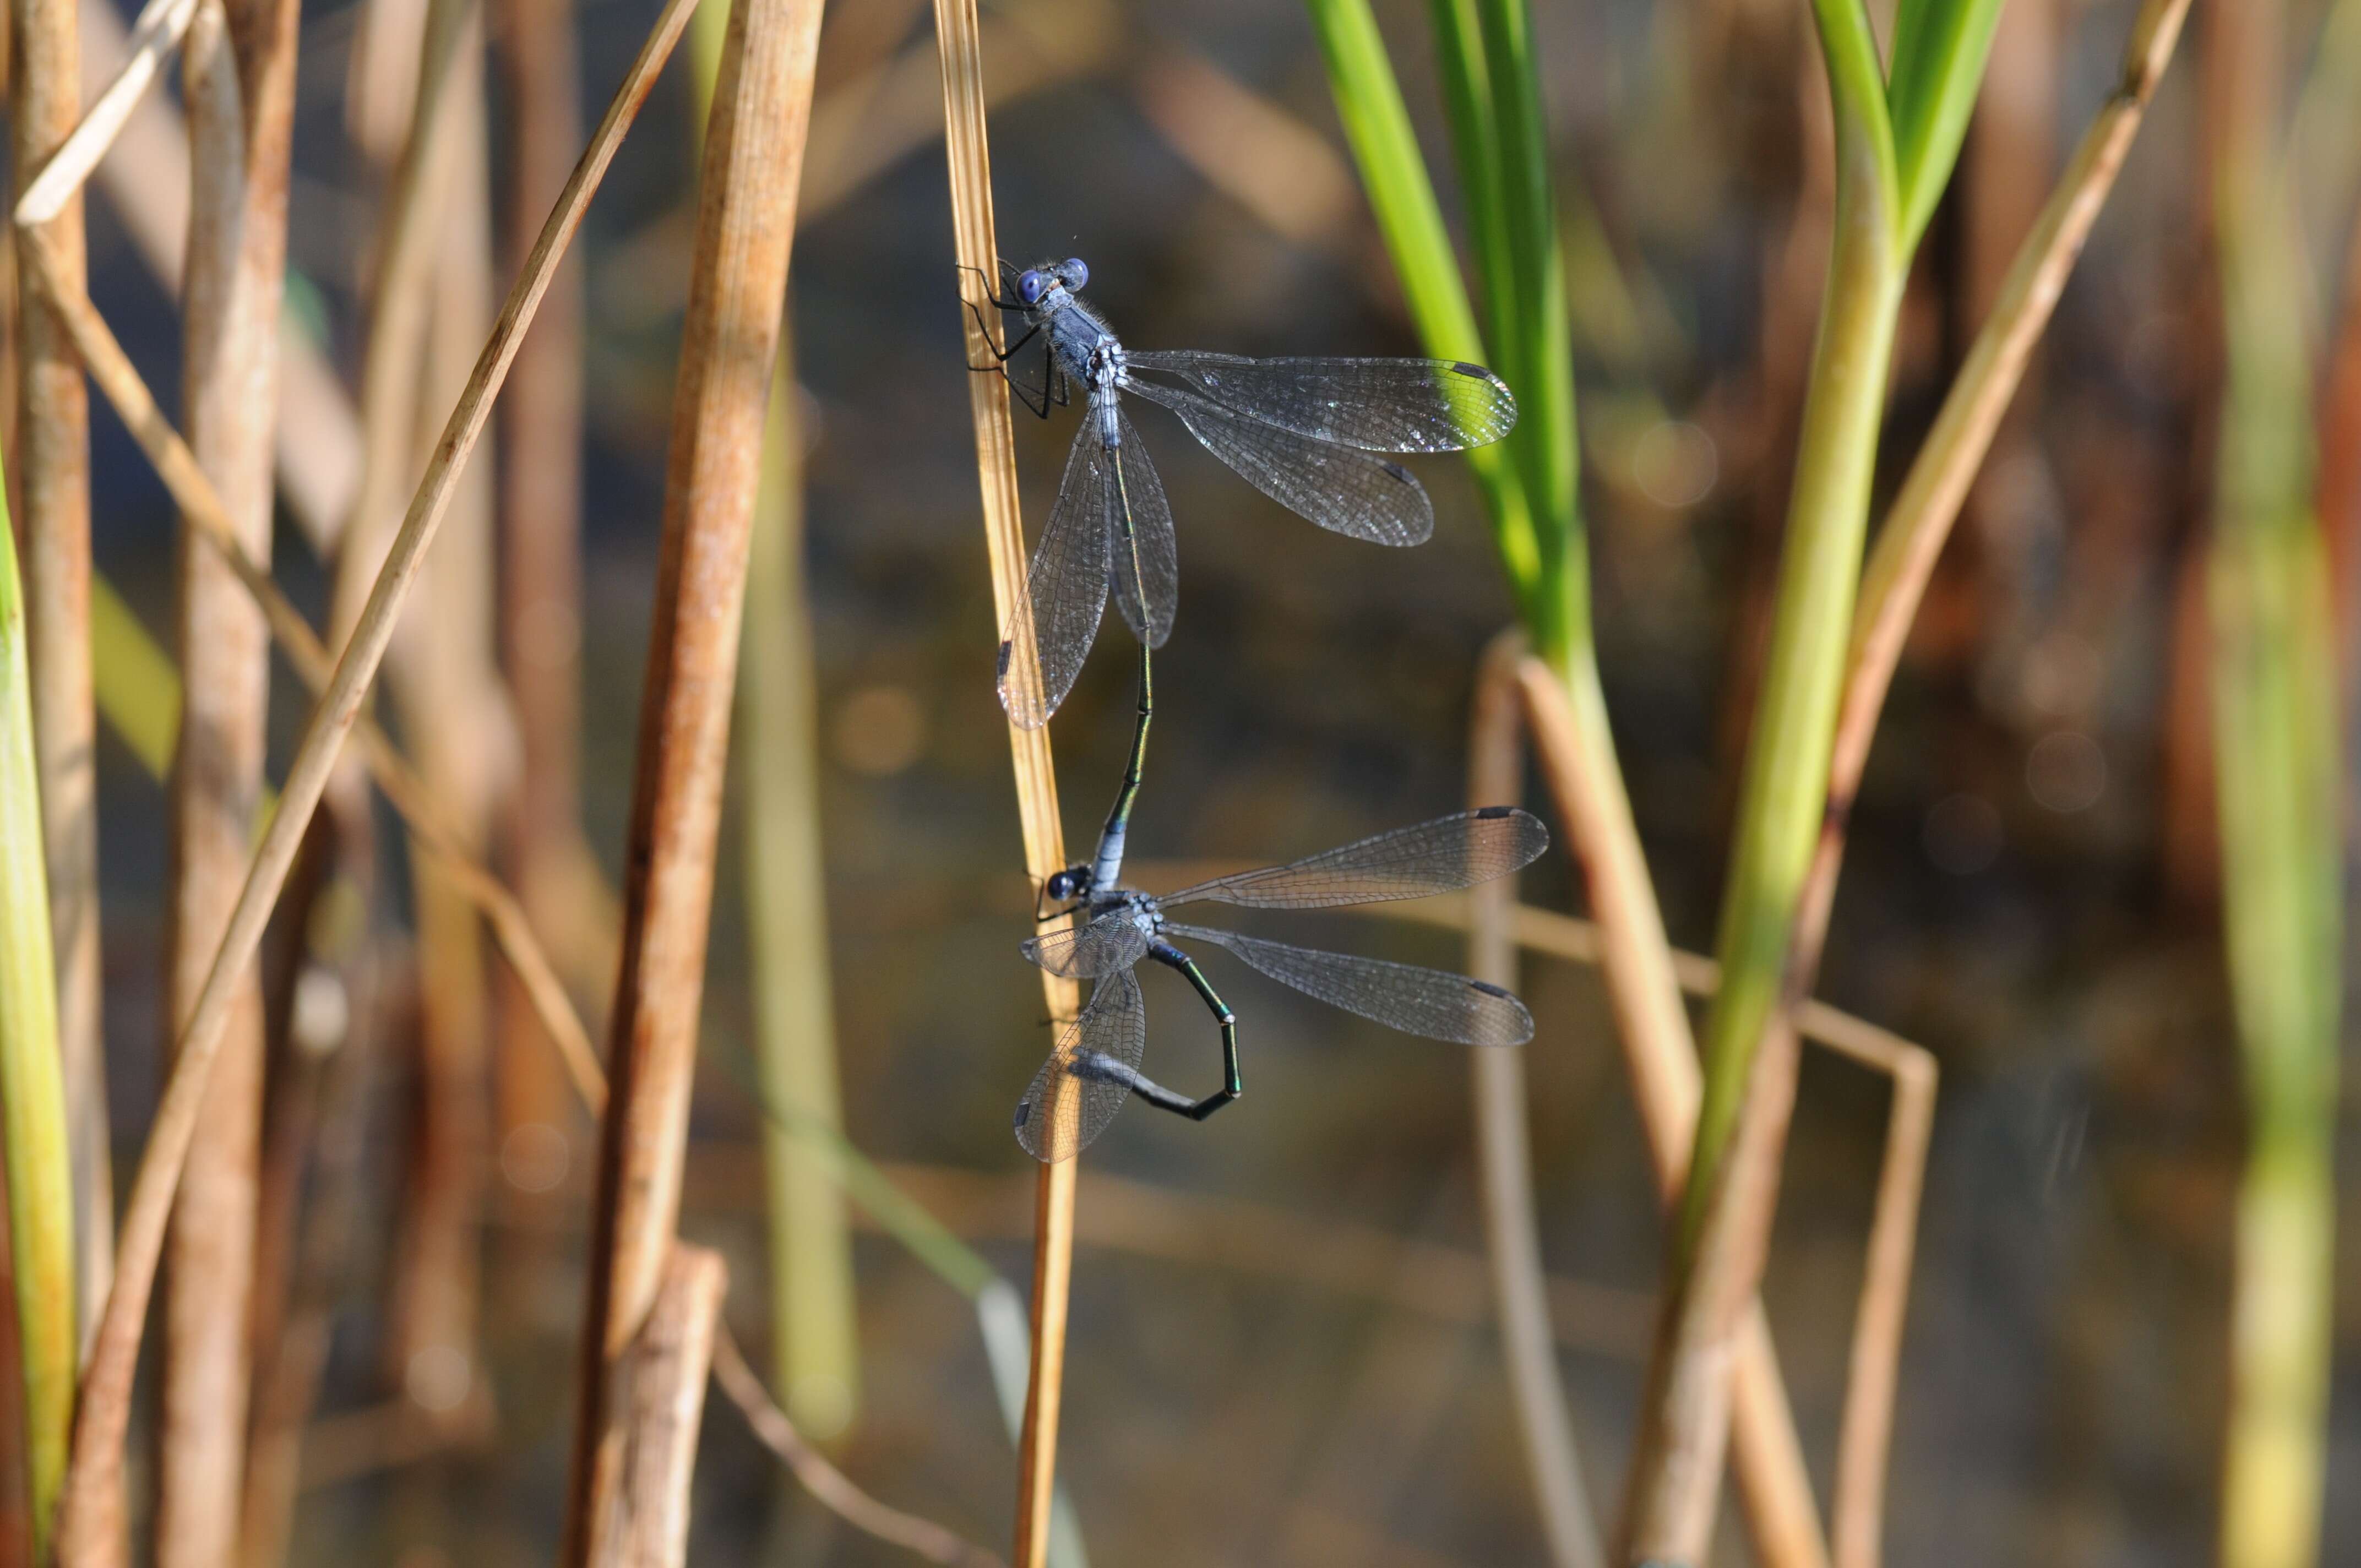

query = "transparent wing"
[
  {"left": 1014, "top": 968, "right": 1147, "bottom": 1162},
  {"left": 1166, "top": 923, "right": 1532, "bottom": 1046},
  {"left": 1125, "top": 351, "right": 1518, "bottom": 451},
  {"left": 1105, "top": 405, "right": 1177, "bottom": 650},
  {"left": 1123, "top": 378, "right": 1434, "bottom": 547},
  {"left": 1161, "top": 807, "right": 1548, "bottom": 910},
  {"left": 1021, "top": 911, "right": 1153, "bottom": 979},
  {"left": 998, "top": 421, "right": 1113, "bottom": 728}
]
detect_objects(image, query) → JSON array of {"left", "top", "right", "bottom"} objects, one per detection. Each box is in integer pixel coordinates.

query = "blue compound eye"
[
  {"left": 1015, "top": 269, "right": 1046, "bottom": 306},
  {"left": 1063, "top": 258, "right": 1089, "bottom": 290}
]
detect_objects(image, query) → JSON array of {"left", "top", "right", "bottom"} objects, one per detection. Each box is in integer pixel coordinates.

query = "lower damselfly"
[{"left": 1014, "top": 805, "right": 1549, "bottom": 1162}]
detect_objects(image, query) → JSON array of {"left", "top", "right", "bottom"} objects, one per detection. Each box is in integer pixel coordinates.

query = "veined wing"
[
  {"left": 1015, "top": 968, "right": 1147, "bottom": 1162},
  {"left": 1123, "top": 377, "right": 1433, "bottom": 547},
  {"left": 1022, "top": 911, "right": 1152, "bottom": 979},
  {"left": 1104, "top": 405, "right": 1177, "bottom": 650},
  {"left": 1161, "top": 807, "right": 1548, "bottom": 911},
  {"left": 1125, "top": 351, "right": 1517, "bottom": 452},
  {"left": 1165, "top": 923, "right": 1532, "bottom": 1046},
  {"left": 999, "top": 420, "right": 1113, "bottom": 728}
]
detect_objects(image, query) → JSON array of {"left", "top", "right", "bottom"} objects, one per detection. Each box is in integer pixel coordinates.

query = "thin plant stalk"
[
  {"left": 0, "top": 455, "right": 77, "bottom": 1563},
  {"left": 712, "top": 1329, "right": 1002, "bottom": 1568},
  {"left": 1467, "top": 634, "right": 1604, "bottom": 1568},
  {"left": 12, "top": 0, "right": 103, "bottom": 1371},
  {"left": 156, "top": 0, "right": 301, "bottom": 1551},
  {"left": 1623, "top": 4, "right": 1907, "bottom": 1558},
  {"left": 2210, "top": 6, "right": 2342, "bottom": 1563},
  {"left": 45, "top": 2, "right": 693, "bottom": 1544},
  {"left": 1516, "top": 662, "right": 1826, "bottom": 1568},
  {"left": 929, "top": 3, "right": 1089, "bottom": 1562},
  {"left": 493, "top": 0, "right": 595, "bottom": 1213},
  {"left": 383, "top": 15, "right": 503, "bottom": 1418},
  {"left": 556, "top": 0, "right": 824, "bottom": 1554}
]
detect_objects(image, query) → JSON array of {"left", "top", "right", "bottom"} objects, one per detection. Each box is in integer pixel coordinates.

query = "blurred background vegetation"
[{"left": 9, "top": 0, "right": 2361, "bottom": 1562}]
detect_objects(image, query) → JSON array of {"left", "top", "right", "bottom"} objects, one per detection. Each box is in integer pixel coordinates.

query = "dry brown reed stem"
[
  {"left": 13, "top": 0, "right": 104, "bottom": 1368},
  {"left": 157, "top": 0, "right": 303, "bottom": 1555},
  {"left": 18, "top": 228, "right": 607, "bottom": 1115},
  {"left": 1829, "top": 1046, "right": 1935, "bottom": 1568},
  {"left": 1467, "top": 634, "right": 1604, "bottom": 1568},
  {"left": 929, "top": 3, "right": 1084, "bottom": 1562},
  {"left": 1514, "top": 660, "right": 1829, "bottom": 1568},
  {"left": 15, "top": 0, "right": 197, "bottom": 225},
  {"left": 605, "top": 1246, "right": 727, "bottom": 1568},
  {"left": 381, "top": 15, "right": 505, "bottom": 1425},
  {"left": 558, "top": 0, "right": 823, "bottom": 1555},
  {"left": 67, "top": 0, "right": 363, "bottom": 554},
  {"left": 712, "top": 1329, "right": 1006, "bottom": 1568},
  {"left": 494, "top": 0, "right": 594, "bottom": 1183},
  {"left": 43, "top": 4, "right": 688, "bottom": 1544}
]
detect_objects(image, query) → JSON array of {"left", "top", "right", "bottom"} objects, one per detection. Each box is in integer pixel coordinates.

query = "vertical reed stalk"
[
  {"left": 929, "top": 4, "right": 1087, "bottom": 1561},
  {"left": 47, "top": 2, "right": 689, "bottom": 1543},
  {"left": 738, "top": 329, "right": 863, "bottom": 1441},
  {"left": 0, "top": 459, "right": 77, "bottom": 1562},
  {"left": 557, "top": 0, "right": 824, "bottom": 1555},
  {"left": 1624, "top": 4, "right": 1908, "bottom": 1559},
  {"left": 683, "top": 2, "right": 866, "bottom": 1444},
  {"left": 1467, "top": 634, "right": 1603, "bottom": 1568},
  {"left": 154, "top": 0, "right": 303, "bottom": 1553},
  {"left": 494, "top": 0, "right": 592, "bottom": 1219},
  {"left": 2210, "top": 6, "right": 2341, "bottom": 1563},
  {"left": 12, "top": 0, "right": 102, "bottom": 1367}
]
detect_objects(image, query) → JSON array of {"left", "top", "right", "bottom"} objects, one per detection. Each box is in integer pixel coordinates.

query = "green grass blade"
[
  {"left": 2211, "top": 156, "right": 2341, "bottom": 1568},
  {"left": 0, "top": 481, "right": 79, "bottom": 1557},
  {"left": 1301, "top": 0, "right": 1543, "bottom": 611},
  {"left": 1886, "top": 0, "right": 2008, "bottom": 253},
  {"left": 1685, "top": 0, "right": 1901, "bottom": 1235}
]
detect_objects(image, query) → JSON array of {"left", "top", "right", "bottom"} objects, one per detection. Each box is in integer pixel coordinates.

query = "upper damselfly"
[{"left": 966, "top": 255, "right": 1519, "bottom": 727}]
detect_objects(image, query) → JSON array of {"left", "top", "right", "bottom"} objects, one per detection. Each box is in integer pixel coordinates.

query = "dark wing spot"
[
  {"left": 1014, "top": 1101, "right": 1032, "bottom": 1128},
  {"left": 1469, "top": 979, "right": 1514, "bottom": 999},
  {"left": 1380, "top": 460, "right": 1415, "bottom": 486},
  {"left": 1451, "top": 361, "right": 1490, "bottom": 379},
  {"left": 1476, "top": 804, "right": 1515, "bottom": 819},
  {"left": 997, "top": 640, "right": 1013, "bottom": 678}
]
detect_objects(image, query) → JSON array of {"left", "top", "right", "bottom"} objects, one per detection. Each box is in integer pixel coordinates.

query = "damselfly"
[
  {"left": 1012, "top": 805, "right": 1548, "bottom": 1161},
  {"left": 966, "top": 256, "right": 1519, "bottom": 727}
]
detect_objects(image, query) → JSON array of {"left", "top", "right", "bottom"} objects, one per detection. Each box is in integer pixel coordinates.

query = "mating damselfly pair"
[{"left": 970, "top": 253, "right": 1546, "bottom": 1162}]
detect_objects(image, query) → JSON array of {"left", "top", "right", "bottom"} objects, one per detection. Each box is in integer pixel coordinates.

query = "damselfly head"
[
  {"left": 1016, "top": 257, "right": 1090, "bottom": 309},
  {"left": 1044, "top": 864, "right": 1092, "bottom": 902}
]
